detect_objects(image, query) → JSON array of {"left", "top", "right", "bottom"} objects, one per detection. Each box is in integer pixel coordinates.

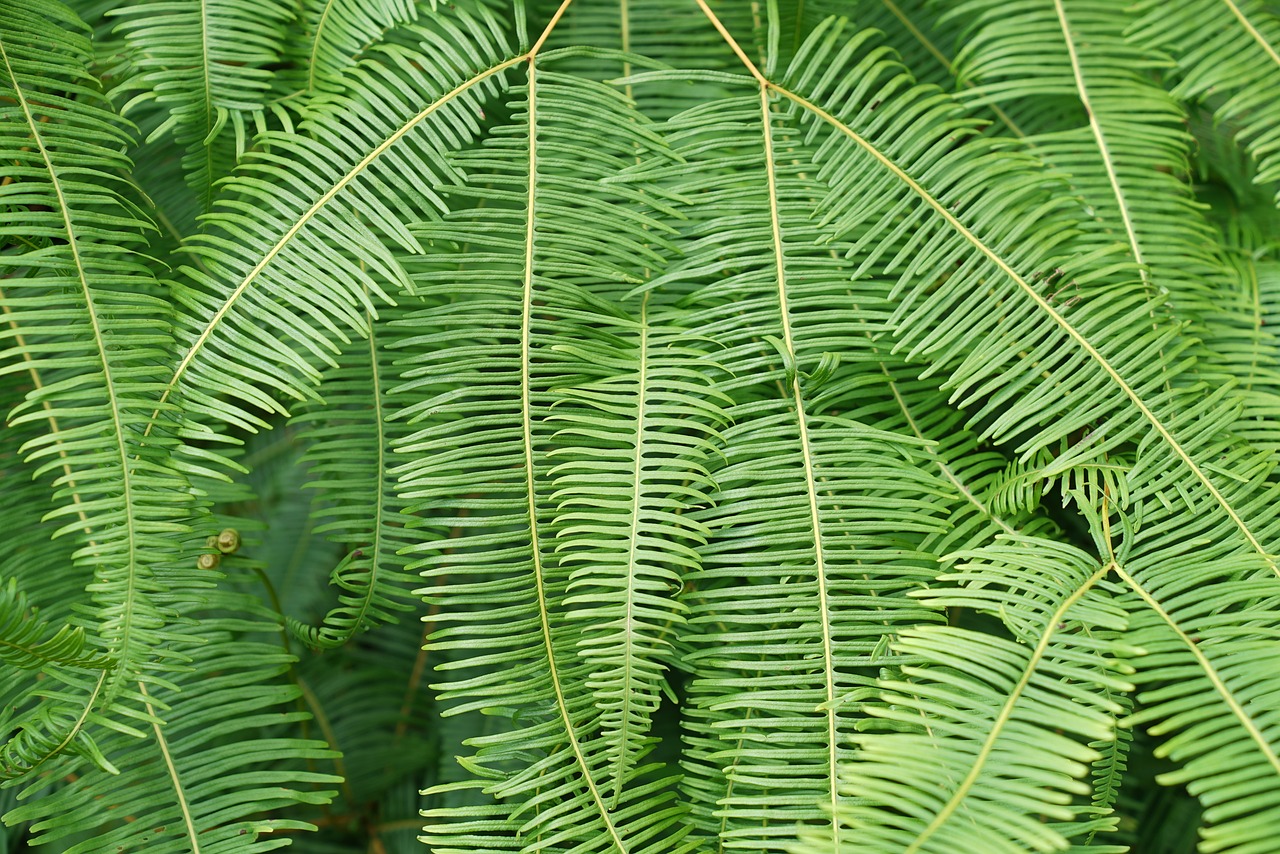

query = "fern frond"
[
  {"left": 633, "top": 85, "right": 954, "bottom": 847},
  {"left": 951, "top": 0, "right": 1226, "bottom": 317},
  {"left": 549, "top": 305, "right": 728, "bottom": 802},
  {"left": 1127, "top": 0, "right": 1280, "bottom": 204},
  {"left": 111, "top": 0, "right": 295, "bottom": 210},
  {"left": 159, "top": 4, "right": 516, "bottom": 443},
  {"left": 1117, "top": 558, "right": 1280, "bottom": 854},
  {"left": 3, "top": 591, "right": 340, "bottom": 853},
  {"left": 0, "top": 0, "right": 192, "bottom": 778},
  {"left": 0, "top": 580, "right": 109, "bottom": 670},
  {"left": 800, "top": 537, "right": 1133, "bottom": 853},
  {"left": 401, "top": 58, "right": 695, "bottom": 850},
  {"left": 286, "top": 307, "right": 421, "bottom": 648}
]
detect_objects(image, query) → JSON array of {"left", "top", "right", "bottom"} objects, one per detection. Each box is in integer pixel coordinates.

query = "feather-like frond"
[
  {"left": 627, "top": 84, "right": 955, "bottom": 847},
  {"left": 3, "top": 591, "right": 341, "bottom": 853},
  {"left": 158, "top": 3, "right": 516, "bottom": 442},
  {"left": 286, "top": 308, "right": 421, "bottom": 648},
  {"left": 0, "top": 0, "right": 191, "bottom": 778},
  {"left": 950, "top": 0, "right": 1226, "bottom": 319},
  {"left": 399, "top": 60, "right": 698, "bottom": 850},
  {"left": 799, "top": 537, "right": 1134, "bottom": 853},
  {"left": 111, "top": 0, "right": 295, "bottom": 209},
  {"left": 1127, "top": 0, "right": 1280, "bottom": 204}
]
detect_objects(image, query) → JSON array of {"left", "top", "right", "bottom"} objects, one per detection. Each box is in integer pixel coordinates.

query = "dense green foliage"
[{"left": 2, "top": 0, "right": 1280, "bottom": 851}]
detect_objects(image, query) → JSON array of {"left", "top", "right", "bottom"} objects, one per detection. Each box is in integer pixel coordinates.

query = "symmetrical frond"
[
  {"left": 4, "top": 592, "right": 340, "bottom": 853},
  {"left": 111, "top": 0, "right": 295, "bottom": 209},
  {"left": 160, "top": 5, "right": 516, "bottom": 441},
  {"left": 549, "top": 308, "right": 728, "bottom": 802},
  {"left": 951, "top": 0, "right": 1226, "bottom": 318},
  {"left": 630, "top": 86, "right": 954, "bottom": 848},
  {"left": 286, "top": 309, "right": 421, "bottom": 648}
]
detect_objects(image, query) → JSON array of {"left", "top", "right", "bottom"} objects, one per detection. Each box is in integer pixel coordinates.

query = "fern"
[{"left": 4, "top": 0, "right": 1280, "bottom": 851}]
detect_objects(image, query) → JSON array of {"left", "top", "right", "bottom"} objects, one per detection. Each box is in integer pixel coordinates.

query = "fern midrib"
[
  {"left": 520, "top": 23, "right": 626, "bottom": 846},
  {"left": 308, "top": 0, "right": 340, "bottom": 91},
  {"left": 880, "top": 0, "right": 951, "bottom": 73},
  {"left": 611, "top": 296, "right": 649, "bottom": 806},
  {"left": 0, "top": 294, "right": 92, "bottom": 537},
  {"left": 904, "top": 562, "right": 1111, "bottom": 852},
  {"left": 1221, "top": 0, "right": 1280, "bottom": 67},
  {"left": 298, "top": 674, "right": 354, "bottom": 803},
  {"left": 8, "top": 670, "right": 110, "bottom": 775},
  {"left": 757, "top": 81, "right": 841, "bottom": 841},
  {"left": 0, "top": 37, "right": 146, "bottom": 674},
  {"left": 329, "top": 304, "right": 388, "bottom": 645},
  {"left": 1052, "top": 0, "right": 1148, "bottom": 286},
  {"left": 1113, "top": 563, "right": 1280, "bottom": 777},
  {"left": 884, "top": 373, "right": 1016, "bottom": 538},
  {"left": 141, "top": 681, "right": 201, "bottom": 852}
]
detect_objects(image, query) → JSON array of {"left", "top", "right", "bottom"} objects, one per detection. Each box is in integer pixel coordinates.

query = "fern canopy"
[{"left": 2, "top": 0, "right": 1280, "bottom": 852}]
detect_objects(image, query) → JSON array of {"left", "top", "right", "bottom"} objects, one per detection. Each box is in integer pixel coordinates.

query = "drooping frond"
[
  {"left": 548, "top": 305, "right": 729, "bottom": 802},
  {"left": 0, "top": 579, "right": 108, "bottom": 670},
  {"left": 401, "top": 57, "right": 699, "bottom": 850},
  {"left": 297, "top": 0, "right": 418, "bottom": 94},
  {"left": 799, "top": 537, "right": 1134, "bottom": 853},
  {"left": 1117, "top": 557, "right": 1280, "bottom": 854},
  {"left": 1126, "top": 0, "right": 1280, "bottom": 204},
  {"left": 111, "top": 0, "right": 295, "bottom": 210},
  {"left": 160, "top": 4, "right": 517, "bottom": 443},
  {"left": 742, "top": 15, "right": 1280, "bottom": 580},
  {"left": 0, "top": 0, "right": 191, "bottom": 778},
  {"left": 286, "top": 307, "right": 421, "bottom": 648}
]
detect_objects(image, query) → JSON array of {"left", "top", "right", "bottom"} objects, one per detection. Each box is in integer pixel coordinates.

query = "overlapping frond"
[
  {"left": 1127, "top": 0, "right": 1280, "bottom": 204},
  {"left": 1118, "top": 557, "right": 1280, "bottom": 854},
  {"left": 286, "top": 308, "right": 421, "bottom": 648},
  {"left": 160, "top": 4, "right": 516, "bottom": 441},
  {"left": 950, "top": 0, "right": 1226, "bottom": 317},
  {"left": 824, "top": 359, "right": 1060, "bottom": 557},
  {"left": 0, "top": 0, "right": 190, "bottom": 778},
  {"left": 5, "top": 2, "right": 1280, "bottom": 851},
  {"left": 3, "top": 591, "right": 341, "bottom": 853},
  {"left": 755, "top": 16, "right": 1280, "bottom": 578},
  {"left": 399, "top": 60, "right": 697, "bottom": 850},
  {"left": 627, "top": 86, "right": 954, "bottom": 848},
  {"left": 798, "top": 538, "right": 1133, "bottom": 853}
]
